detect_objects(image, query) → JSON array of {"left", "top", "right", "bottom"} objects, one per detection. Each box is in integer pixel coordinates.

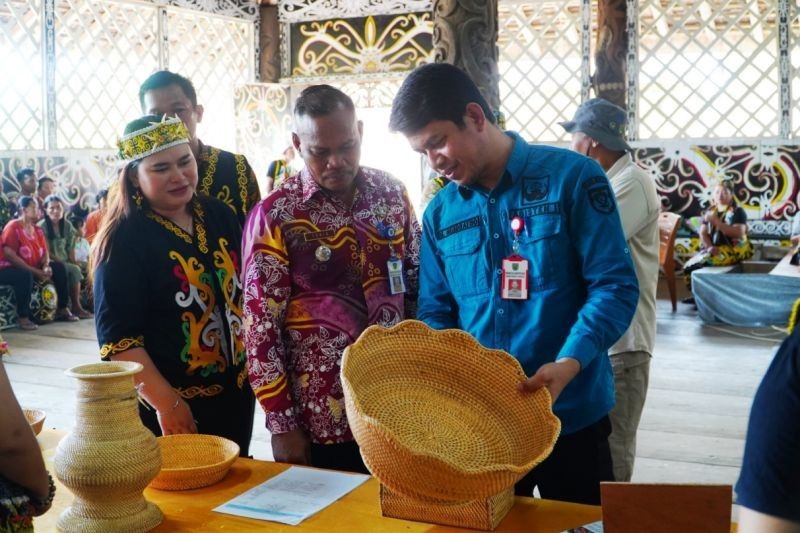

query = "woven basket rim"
[
  {"left": 65, "top": 361, "right": 143, "bottom": 380},
  {"left": 23, "top": 408, "right": 46, "bottom": 423},
  {"left": 342, "top": 320, "right": 561, "bottom": 476},
  {"left": 156, "top": 434, "right": 239, "bottom": 473}
]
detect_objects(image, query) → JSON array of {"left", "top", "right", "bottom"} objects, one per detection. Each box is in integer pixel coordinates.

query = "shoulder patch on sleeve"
[{"left": 582, "top": 175, "right": 616, "bottom": 215}]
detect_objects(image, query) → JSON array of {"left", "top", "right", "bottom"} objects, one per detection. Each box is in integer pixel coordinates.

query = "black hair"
[
  {"left": 16, "top": 195, "right": 35, "bottom": 216},
  {"left": 95, "top": 189, "right": 109, "bottom": 204},
  {"left": 71, "top": 215, "right": 86, "bottom": 229},
  {"left": 42, "top": 195, "right": 65, "bottom": 239},
  {"left": 68, "top": 203, "right": 89, "bottom": 221},
  {"left": 15, "top": 168, "right": 35, "bottom": 184},
  {"left": 389, "top": 63, "right": 495, "bottom": 134},
  {"left": 294, "top": 85, "right": 355, "bottom": 119},
  {"left": 139, "top": 70, "right": 198, "bottom": 109},
  {"left": 37, "top": 176, "right": 54, "bottom": 191},
  {"left": 123, "top": 114, "right": 166, "bottom": 136}
]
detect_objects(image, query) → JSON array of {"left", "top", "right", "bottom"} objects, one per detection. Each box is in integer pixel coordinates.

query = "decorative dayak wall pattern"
[
  {"left": 234, "top": 83, "right": 293, "bottom": 185},
  {"left": 279, "top": 0, "right": 432, "bottom": 22},
  {"left": 164, "top": 0, "right": 258, "bottom": 20},
  {"left": 0, "top": 151, "right": 118, "bottom": 212},
  {"left": 633, "top": 141, "right": 797, "bottom": 255},
  {"left": 1, "top": 140, "right": 797, "bottom": 249},
  {"left": 289, "top": 13, "right": 433, "bottom": 80},
  {"left": 634, "top": 143, "right": 798, "bottom": 226}
]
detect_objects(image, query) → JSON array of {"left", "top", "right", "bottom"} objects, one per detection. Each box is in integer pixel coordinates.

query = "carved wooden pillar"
[
  {"left": 259, "top": 4, "right": 281, "bottom": 82},
  {"left": 593, "top": 0, "right": 627, "bottom": 107},
  {"left": 432, "top": 0, "right": 500, "bottom": 111}
]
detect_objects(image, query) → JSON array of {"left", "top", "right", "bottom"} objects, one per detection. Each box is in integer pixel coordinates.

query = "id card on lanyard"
[
  {"left": 501, "top": 216, "right": 529, "bottom": 300},
  {"left": 378, "top": 220, "right": 406, "bottom": 295}
]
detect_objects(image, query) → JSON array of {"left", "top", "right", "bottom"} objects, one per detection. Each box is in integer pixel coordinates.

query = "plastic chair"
[{"left": 658, "top": 212, "right": 682, "bottom": 312}]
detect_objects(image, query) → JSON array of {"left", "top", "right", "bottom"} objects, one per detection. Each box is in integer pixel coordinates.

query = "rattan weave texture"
[
  {"left": 342, "top": 320, "right": 560, "bottom": 503},
  {"left": 149, "top": 434, "right": 239, "bottom": 491}
]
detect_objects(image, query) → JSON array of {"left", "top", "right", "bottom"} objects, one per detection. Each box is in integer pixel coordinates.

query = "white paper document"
[{"left": 213, "top": 466, "right": 370, "bottom": 525}]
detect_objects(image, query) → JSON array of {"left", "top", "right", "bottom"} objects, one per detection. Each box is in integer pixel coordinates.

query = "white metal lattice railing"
[
  {"left": 54, "top": 0, "right": 160, "bottom": 149},
  {"left": 0, "top": 0, "right": 44, "bottom": 149},
  {"left": 0, "top": 0, "right": 256, "bottom": 151},
  {"left": 638, "top": 0, "right": 780, "bottom": 140},
  {"left": 497, "top": 0, "right": 590, "bottom": 143},
  {"left": 166, "top": 8, "right": 253, "bottom": 152}
]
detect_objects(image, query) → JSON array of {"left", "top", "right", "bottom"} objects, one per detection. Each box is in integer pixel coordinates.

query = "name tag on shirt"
[
  {"left": 501, "top": 257, "right": 528, "bottom": 300},
  {"left": 387, "top": 258, "right": 406, "bottom": 294}
]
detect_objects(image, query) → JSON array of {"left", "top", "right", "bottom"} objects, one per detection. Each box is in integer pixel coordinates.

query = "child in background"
[
  {"left": 72, "top": 217, "right": 92, "bottom": 311},
  {"left": 72, "top": 217, "right": 90, "bottom": 267}
]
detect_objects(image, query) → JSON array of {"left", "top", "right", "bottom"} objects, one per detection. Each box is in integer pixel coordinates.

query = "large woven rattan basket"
[{"left": 341, "top": 320, "right": 561, "bottom": 529}]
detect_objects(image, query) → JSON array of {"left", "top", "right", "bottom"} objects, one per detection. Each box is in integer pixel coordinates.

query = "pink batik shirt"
[{"left": 242, "top": 166, "right": 421, "bottom": 444}]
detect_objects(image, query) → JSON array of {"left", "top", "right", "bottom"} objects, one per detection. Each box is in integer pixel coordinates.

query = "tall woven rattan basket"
[
  {"left": 54, "top": 361, "right": 163, "bottom": 532},
  {"left": 342, "top": 320, "right": 561, "bottom": 530}
]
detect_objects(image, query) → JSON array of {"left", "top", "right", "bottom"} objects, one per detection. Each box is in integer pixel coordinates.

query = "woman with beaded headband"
[{"left": 91, "top": 115, "right": 254, "bottom": 454}]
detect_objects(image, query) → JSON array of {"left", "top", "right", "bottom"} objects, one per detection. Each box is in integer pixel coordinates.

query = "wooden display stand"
[
  {"left": 380, "top": 485, "right": 514, "bottom": 531},
  {"left": 601, "top": 483, "right": 732, "bottom": 533}
]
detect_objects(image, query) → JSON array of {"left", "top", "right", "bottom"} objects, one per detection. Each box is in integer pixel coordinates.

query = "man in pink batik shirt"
[{"left": 241, "top": 85, "right": 420, "bottom": 473}]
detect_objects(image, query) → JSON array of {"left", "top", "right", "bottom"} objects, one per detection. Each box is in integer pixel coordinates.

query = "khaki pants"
[{"left": 608, "top": 351, "right": 651, "bottom": 482}]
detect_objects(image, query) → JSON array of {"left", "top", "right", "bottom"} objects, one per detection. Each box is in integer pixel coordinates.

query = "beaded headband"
[{"left": 117, "top": 115, "right": 189, "bottom": 162}]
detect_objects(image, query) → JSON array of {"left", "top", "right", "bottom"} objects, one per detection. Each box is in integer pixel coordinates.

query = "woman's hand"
[
  {"left": 33, "top": 267, "right": 51, "bottom": 281},
  {"left": 705, "top": 210, "right": 720, "bottom": 227},
  {"left": 156, "top": 397, "right": 198, "bottom": 435}
]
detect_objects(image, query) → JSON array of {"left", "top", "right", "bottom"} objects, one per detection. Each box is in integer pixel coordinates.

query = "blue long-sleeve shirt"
[{"left": 418, "top": 132, "right": 639, "bottom": 435}]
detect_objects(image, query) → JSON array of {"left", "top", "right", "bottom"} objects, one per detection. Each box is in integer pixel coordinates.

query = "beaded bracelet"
[{"left": 31, "top": 473, "right": 56, "bottom": 514}]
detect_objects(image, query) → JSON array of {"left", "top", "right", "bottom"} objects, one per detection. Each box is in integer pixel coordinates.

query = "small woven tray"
[
  {"left": 149, "top": 434, "right": 239, "bottom": 491},
  {"left": 24, "top": 408, "right": 46, "bottom": 436},
  {"left": 342, "top": 320, "right": 561, "bottom": 504}
]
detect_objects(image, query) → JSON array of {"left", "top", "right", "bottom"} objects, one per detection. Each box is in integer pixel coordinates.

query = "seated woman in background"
[
  {"left": 92, "top": 115, "right": 254, "bottom": 455},
  {"left": 84, "top": 189, "right": 107, "bottom": 244},
  {"left": 0, "top": 356, "right": 55, "bottom": 531},
  {"left": 682, "top": 181, "right": 753, "bottom": 304},
  {"left": 39, "top": 195, "right": 92, "bottom": 319},
  {"left": 0, "top": 196, "right": 76, "bottom": 329}
]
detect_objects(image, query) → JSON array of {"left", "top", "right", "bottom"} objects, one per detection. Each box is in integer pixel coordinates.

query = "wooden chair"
[{"left": 658, "top": 212, "right": 682, "bottom": 312}]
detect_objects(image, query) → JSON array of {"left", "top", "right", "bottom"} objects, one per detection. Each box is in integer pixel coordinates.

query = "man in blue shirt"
[{"left": 389, "top": 63, "right": 639, "bottom": 505}]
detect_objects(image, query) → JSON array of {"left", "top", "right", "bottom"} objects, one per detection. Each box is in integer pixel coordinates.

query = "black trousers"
[
  {"left": 0, "top": 267, "right": 33, "bottom": 318},
  {"left": 310, "top": 441, "right": 369, "bottom": 474},
  {"left": 514, "top": 415, "right": 614, "bottom": 505},
  {"left": 48, "top": 261, "right": 69, "bottom": 310}
]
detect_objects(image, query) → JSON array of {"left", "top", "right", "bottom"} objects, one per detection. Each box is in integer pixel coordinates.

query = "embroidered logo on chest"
[{"left": 523, "top": 176, "right": 549, "bottom": 204}]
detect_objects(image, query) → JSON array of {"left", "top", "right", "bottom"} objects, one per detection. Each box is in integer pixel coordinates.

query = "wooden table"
[
  {"left": 770, "top": 249, "right": 800, "bottom": 278},
  {"left": 36, "top": 429, "right": 601, "bottom": 532}
]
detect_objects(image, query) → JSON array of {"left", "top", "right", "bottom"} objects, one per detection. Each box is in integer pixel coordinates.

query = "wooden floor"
[{"left": 4, "top": 279, "right": 786, "bottom": 486}]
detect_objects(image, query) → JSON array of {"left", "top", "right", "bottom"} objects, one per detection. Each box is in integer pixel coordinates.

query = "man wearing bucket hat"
[
  {"left": 561, "top": 98, "right": 660, "bottom": 482},
  {"left": 390, "top": 63, "right": 638, "bottom": 505}
]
